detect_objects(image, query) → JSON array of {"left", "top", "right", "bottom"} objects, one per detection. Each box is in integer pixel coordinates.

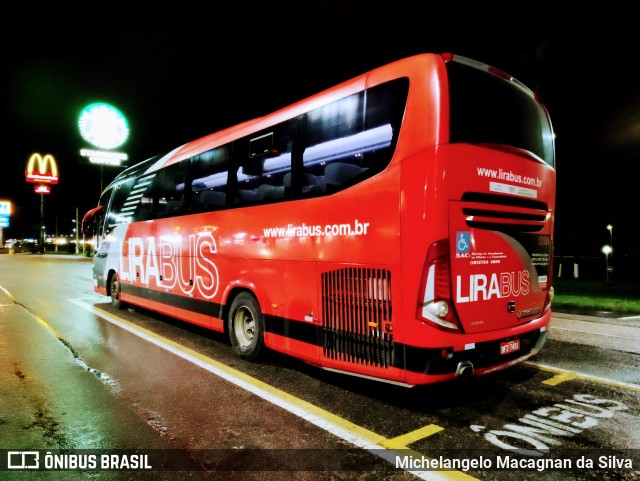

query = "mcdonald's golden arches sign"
[{"left": 25, "top": 153, "right": 59, "bottom": 184}]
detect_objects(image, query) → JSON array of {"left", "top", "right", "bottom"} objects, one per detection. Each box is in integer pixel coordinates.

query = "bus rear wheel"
[
  {"left": 110, "top": 273, "right": 125, "bottom": 310},
  {"left": 228, "top": 292, "right": 264, "bottom": 361}
]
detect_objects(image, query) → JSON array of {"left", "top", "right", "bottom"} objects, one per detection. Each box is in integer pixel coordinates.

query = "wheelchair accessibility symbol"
[{"left": 456, "top": 231, "right": 471, "bottom": 255}]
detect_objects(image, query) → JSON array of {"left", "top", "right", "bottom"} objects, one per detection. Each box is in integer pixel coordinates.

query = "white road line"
[{"left": 551, "top": 326, "right": 633, "bottom": 339}]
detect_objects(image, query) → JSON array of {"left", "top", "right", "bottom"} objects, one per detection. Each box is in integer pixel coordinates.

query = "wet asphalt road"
[{"left": 0, "top": 253, "right": 638, "bottom": 481}]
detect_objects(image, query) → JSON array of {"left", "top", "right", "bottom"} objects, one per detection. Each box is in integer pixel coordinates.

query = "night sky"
[{"left": 2, "top": 2, "right": 639, "bottom": 264}]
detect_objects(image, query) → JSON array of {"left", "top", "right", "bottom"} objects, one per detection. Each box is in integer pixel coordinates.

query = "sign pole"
[
  {"left": 40, "top": 193, "right": 45, "bottom": 254},
  {"left": 0, "top": 201, "right": 11, "bottom": 247},
  {"left": 24, "top": 153, "right": 59, "bottom": 254}
]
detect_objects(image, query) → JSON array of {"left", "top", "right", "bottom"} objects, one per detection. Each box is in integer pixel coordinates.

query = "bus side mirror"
[{"left": 81, "top": 205, "right": 103, "bottom": 235}]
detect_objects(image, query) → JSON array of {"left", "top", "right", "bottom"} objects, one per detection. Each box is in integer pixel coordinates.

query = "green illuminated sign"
[{"left": 78, "top": 103, "right": 129, "bottom": 149}]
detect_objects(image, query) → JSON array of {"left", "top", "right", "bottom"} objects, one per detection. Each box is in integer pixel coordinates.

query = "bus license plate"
[{"left": 500, "top": 339, "right": 520, "bottom": 355}]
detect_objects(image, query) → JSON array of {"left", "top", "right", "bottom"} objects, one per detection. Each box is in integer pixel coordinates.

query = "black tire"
[
  {"left": 110, "top": 272, "right": 125, "bottom": 310},
  {"left": 228, "top": 292, "right": 264, "bottom": 361}
]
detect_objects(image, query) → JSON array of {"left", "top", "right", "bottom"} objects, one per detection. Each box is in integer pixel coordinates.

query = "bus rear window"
[{"left": 447, "top": 60, "right": 554, "bottom": 168}]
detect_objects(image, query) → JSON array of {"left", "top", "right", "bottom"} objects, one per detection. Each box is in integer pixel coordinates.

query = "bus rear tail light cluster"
[
  {"left": 419, "top": 239, "right": 461, "bottom": 331},
  {"left": 543, "top": 253, "right": 554, "bottom": 314}
]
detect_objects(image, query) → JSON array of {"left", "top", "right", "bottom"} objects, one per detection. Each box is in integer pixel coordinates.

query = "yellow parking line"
[
  {"left": 71, "top": 299, "right": 479, "bottom": 481},
  {"left": 380, "top": 424, "right": 444, "bottom": 449},
  {"left": 542, "top": 372, "right": 577, "bottom": 386},
  {"left": 525, "top": 360, "right": 640, "bottom": 391}
]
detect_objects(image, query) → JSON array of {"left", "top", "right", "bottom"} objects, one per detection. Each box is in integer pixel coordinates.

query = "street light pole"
[
  {"left": 75, "top": 207, "right": 79, "bottom": 255},
  {"left": 602, "top": 244, "right": 612, "bottom": 285},
  {"left": 606, "top": 224, "right": 614, "bottom": 282}
]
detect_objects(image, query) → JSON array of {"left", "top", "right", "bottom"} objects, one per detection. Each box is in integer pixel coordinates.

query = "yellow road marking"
[
  {"left": 525, "top": 361, "right": 640, "bottom": 391},
  {"left": 380, "top": 424, "right": 444, "bottom": 449},
  {"left": 542, "top": 372, "right": 577, "bottom": 386},
  {"left": 70, "top": 299, "right": 479, "bottom": 481}
]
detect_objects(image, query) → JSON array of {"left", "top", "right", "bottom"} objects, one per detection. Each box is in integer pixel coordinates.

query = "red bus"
[{"left": 85, "top": 52, "right": 555, "bottom": 387}]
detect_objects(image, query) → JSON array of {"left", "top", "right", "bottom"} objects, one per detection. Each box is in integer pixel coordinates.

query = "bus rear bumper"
[{"left": 402, "top": 311, "right": 551, "bottom": 385}]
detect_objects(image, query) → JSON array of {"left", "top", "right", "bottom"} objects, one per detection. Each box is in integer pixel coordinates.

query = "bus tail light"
[
  {"left": 543, "top": 251, "right": 554, "bottom": 314},
  {"left": 419, "top": 239, "right": 461, "bottom": 331}
]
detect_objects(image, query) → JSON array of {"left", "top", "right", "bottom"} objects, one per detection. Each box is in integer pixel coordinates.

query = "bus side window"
[
  {"left": 283, "top": 172, "right": 324, "bottom": 196},
  {"left": 301, "top": 79, "right": 408, "bottom": 195},
  {"left": 152, "top": 163, "right": 186, "bottom": 219},
  {"left": 302, "top": 91, "right": 365, "bottom": 195},
  {"left": 232, "top": 121, "right": 294, "bottom": 207},
  {"left": 190, "top": 145, "right": 231, "bottom": 213},
  {"left": 197, "top": 190, "right": 227, "bottom": 210},
  {"left": 324, "top": 162, "right": 365, "bottom": 189},
  {"left": 108, "top": 177, "right": 137, "bottom": 225}
]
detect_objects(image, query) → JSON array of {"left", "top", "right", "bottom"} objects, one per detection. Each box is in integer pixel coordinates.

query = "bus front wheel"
[
  {"left": 110, "top": 273, "right": 125, "bottom": 310},
  {"left": 228, "top": 292, "right": 264, "bottom": 361}
]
